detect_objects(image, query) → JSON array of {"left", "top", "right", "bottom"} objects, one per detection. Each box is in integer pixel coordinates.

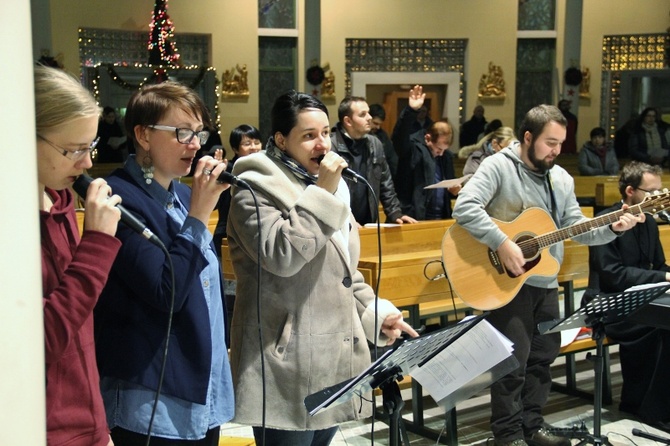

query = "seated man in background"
[
  {"left": 331, "top": 96, "right": 416, "bottom": 226},
  {"left": 577, "top": 127, "right": 619, "bottom": 176},
  {"left": 585, "top": 161, "right": 670, "bottom": 433}
]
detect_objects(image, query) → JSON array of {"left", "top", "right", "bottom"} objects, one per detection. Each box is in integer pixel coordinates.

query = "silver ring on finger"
[{"left": 203, "top": 168, "right": 212, "bottom": 176}]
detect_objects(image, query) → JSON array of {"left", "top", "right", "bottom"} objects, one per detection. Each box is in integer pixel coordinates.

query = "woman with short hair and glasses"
[
  {"left": 95, "top": 81, "right": 234, "bottom": 445},
  {"left": 36, "top": 64, "right": 121, "bottom": 446}
]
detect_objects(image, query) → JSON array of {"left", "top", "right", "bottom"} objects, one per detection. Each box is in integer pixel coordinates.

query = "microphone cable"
[
  {"left": 350, "top": 174, "right": 383, "bottom": 446},
  {"left": 144, "top": 239, "right": 174, "bottom": 446},
  {"left": 244, "top": 187, "right": 266, "bottom": 446},
  {"left": 423, "top": 258, "right": 465, "bottom": 323}
]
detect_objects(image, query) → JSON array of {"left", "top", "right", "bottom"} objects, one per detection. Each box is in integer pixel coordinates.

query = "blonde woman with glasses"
[{"left": 36, "top": 64, "right": 121, "bottom": 446}]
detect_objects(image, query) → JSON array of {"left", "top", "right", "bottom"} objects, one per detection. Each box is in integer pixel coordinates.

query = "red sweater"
[{"left": 41, "top": 188, "right": 121, "bottom": 446}]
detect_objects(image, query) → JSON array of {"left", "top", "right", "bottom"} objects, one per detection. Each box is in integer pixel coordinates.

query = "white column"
[{"left": 0, "top": 1, "right": 46, "bottom": 444}]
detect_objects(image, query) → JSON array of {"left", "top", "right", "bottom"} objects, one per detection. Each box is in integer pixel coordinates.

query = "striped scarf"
[{"left": 264, "top": 136, "right": 317, "bottom": 185}]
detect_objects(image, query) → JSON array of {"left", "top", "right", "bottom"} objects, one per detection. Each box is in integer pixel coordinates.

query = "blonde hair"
[
  {"left": 34, "top": 65, "right": 101, "bottom": 135},
  {"left": 459, "top": 126, "right": 516, "bottom": 159}
]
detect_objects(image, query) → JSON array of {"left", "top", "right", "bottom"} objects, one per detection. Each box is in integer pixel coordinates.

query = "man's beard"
[{"left": 528, "top": 139, "right": 555, "bottom": 173}]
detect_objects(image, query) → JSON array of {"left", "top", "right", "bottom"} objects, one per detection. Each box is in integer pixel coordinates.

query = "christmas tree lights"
[{"left": 148, "top": 0, "right": 181, "bottom": 66}]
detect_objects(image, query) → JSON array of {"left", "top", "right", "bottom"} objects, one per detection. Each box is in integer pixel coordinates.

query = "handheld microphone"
[
  {"left": 73, "top": 174, "right": 162, "bottom": 246},
  {"left": 632, "top": 428, "right": 670, "bottom": 444},
  {"left": 216, "top": 170, "right": 251, "bottom": 190},
  {"left": 316, "top": 155, "right": 362, "bottom": 183}
]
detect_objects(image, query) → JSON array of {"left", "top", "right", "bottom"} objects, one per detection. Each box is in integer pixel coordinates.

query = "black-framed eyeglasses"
[
  {"left": 637, "top": 187, "right": 659, "bottom": 194},
  {"left": 37, "top": 134, "right": 99, "bottom": 161},
  {"left": 148, "top": 124, "right": 210, "bottom": 145}
]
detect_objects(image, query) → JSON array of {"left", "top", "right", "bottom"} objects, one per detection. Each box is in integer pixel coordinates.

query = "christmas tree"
[{"left": 148, "top": 0, "right": 180, "bottom": 66}]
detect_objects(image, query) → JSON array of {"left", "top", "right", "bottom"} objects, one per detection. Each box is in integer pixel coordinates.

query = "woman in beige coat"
[{"left": 227, "top": 90, "right": 417, "bottom": 446}]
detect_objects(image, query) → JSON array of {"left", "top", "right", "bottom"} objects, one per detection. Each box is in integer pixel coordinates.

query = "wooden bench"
[
  {"left": 573, "top": 175, "right": 619, "bottom": 206},
  {"left": 553, "top": 336, "right": 615, "bottom": 405}
]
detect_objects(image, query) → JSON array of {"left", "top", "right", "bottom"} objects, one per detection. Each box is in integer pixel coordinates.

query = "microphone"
[
  {"left": 632, "top": 428, "right": 670, "bottom": 444},
  {"left": 316, "top": 155, "right": 363, "bottom": 183},
  {"left": 73, "top": 174, "right": 161, "bottom": 246},
  {"left": 216, "top": 170, "right": 251, "bottom": 190}
]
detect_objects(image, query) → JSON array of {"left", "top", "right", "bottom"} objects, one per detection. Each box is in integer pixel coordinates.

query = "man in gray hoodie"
[{"left": 452, "top": 104, "right": 643, "bottom": 446}]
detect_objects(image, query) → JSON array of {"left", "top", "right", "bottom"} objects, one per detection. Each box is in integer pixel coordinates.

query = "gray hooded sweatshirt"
[{"left": 452, "top": 144, "right": 617, "bottom": 289}]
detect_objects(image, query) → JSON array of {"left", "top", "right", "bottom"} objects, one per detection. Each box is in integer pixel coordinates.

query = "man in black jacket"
[
  {"left": 586, "top": 161, "right": 670, "bottom": 434},
  {"left": 331, "top": 96, "right": 416, "bottom": 226}
]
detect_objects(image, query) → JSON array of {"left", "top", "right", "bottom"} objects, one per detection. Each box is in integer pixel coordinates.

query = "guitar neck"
[{"left": 536, "top": 203, "right": 644, "bottom": 248}]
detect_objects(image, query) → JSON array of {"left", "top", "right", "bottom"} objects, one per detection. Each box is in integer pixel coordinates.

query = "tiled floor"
[
  {"left": 220, "top": 293, "right": 667, "bottom": 445},
  {"left": 220, "top": 348, "right": 670, "bottom": 445}
]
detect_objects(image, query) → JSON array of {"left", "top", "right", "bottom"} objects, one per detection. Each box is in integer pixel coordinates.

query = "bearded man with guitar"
[{"left": 450, "top": 105, "right": 643, "bottom": 446}]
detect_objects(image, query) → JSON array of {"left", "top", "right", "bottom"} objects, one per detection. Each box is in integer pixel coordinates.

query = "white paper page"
[
  {"left": 424, "top": 174, "right": 472, "bottom": 189},
  {"left": 409, "top": 319, "right": 513, "bottom": 402}
]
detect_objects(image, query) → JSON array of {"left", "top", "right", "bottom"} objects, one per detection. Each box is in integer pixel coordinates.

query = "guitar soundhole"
[{"left": 509, "top": 233, "right": 541, "bottom": 278}]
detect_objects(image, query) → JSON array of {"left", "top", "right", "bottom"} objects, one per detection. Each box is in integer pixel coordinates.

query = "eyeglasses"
[
  {"left": 148, "top": 124, "right": 210, "bottom": 145},
  {"left": 637, "top": 187, "right": 660, "bottom": 194},
  {"left": 37, "top": 134, "right": 99, "bottom": 161}
]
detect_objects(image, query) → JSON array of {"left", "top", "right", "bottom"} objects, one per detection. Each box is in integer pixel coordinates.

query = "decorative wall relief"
[
  {"left": 221, "top": 64, "right": 249, "bottom": 98},
  {"left": 478, "top": 62, "right": 506, "bottom": 99},
  {"left": 579, "top": 67, "right": 591, "bottom": 99}
]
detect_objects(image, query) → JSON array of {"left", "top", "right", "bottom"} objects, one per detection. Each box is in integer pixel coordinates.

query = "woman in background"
[
  {"left": 36, "top": 64, "right": 121, "bottom": 446},
  {"left": 227, "top": 90, "right": 417, "bottom": 446},
  {"left": 628, "top": 107, "right": 670, "bottom": 166},
  {"left": 578, "top": 127, "right": 620, "bottom": 176},
  {"left": 458, "top": 126, "right": 517, "bottom": 176},
  {"left": 95, "top": 81, "right": 234, "bottom": 445},
  {"left": 212, "top": 124, "right": 262, "bottom": 253}
]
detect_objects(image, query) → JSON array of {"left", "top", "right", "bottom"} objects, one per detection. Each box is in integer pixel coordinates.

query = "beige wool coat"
[{"left": 227, "top": 151, "right": 401, "bottom": 431}]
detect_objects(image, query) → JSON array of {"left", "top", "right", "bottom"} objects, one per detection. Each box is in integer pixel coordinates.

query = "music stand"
[
  {"left": 538, "top": 282, "right": 670, "bottom": 446},
  {"left": 305, "top": 313, "right": 517, "bottom": 446}
]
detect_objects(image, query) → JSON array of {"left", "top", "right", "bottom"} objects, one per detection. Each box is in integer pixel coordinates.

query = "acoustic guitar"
[{"left": 441, "top": 191, "right": 670, "bottom": 310}]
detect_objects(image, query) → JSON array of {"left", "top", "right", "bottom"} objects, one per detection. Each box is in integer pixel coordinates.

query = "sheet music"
[
  {"left": 424, "top": 174, "right": 472, "bottom": 189},
  {"left": 625, "top": 281, "right": 670, "bottom": 292},
  {"left": 410, "top": 319, "right": 513, "bottom": 402}
]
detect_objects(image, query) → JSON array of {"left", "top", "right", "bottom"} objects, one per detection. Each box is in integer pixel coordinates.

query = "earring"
[{"left": 141, "top": 154, "right": 154, "bottom": 184}]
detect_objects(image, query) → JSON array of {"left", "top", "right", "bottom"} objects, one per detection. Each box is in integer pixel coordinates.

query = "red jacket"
[{"left": 41, "top": 188, "right": 121, "bottom": 446}]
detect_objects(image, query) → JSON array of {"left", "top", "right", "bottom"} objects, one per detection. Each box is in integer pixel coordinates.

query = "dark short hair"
[
  {"left": 618, "top": 161, "right": 662, "bottom": 198},
  {"left": 590, "top": 127, "right": 606, "bottom": 139},
  {"left": 518, "top": 104, "right": 567, "bottom": 142},
  {"left": 337, "top": 95, "right": 366, "bottom": 122},
  {"left": 102, "top": 106, "right": 116, "bottom": 116},
  {"left": 484, "top": 119, "right": 502, "bottom": 135},
  {"left": 369, "top": 104, "right": 386, "bottom": 121},
  {"left": 229, "top": 124, "right": 261, "bottom": 151},
  {"left": 271, "top": 90, "right": 328, "bottom": 136}
]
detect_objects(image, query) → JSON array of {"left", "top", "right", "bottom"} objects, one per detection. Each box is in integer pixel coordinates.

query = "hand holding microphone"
[
  {"left": 317, "top": 154, "right": 363, "bottom": 184},
  {"left": 315, "top": 152, "right": 349, "bottom": 194},
  {"left": 74, "top": 177, "right": 122, "bottom": 237},
  {"left": 73, "top": 174, "right": 162, "bottom": 246}
]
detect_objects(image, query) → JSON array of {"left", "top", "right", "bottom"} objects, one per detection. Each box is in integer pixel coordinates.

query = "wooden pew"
[{"left": 573, "top": 175, "right": 618, "bottom": 204}]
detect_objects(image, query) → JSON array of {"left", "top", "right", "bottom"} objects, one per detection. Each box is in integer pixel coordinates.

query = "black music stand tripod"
[
  {"left": 538, "top": 282, "right": 670, "bottom": 446},
  {"left": 304, "top": 313, "right": 513, "bottom": 446}
]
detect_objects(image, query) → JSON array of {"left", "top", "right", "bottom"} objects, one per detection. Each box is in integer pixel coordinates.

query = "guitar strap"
[{"left": 546, "top": 171, "right": 560, "bottom": 226}]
